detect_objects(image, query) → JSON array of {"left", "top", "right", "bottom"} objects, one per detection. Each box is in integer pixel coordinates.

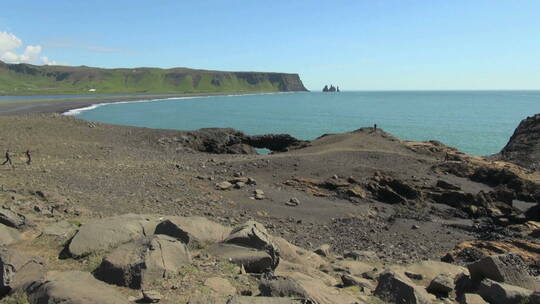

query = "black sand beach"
[{"left": 0, "top": 92, "right": 277, "bottom": 116}]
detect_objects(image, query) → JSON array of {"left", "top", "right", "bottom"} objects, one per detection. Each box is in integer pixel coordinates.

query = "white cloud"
[
  {"left": 40, "top": 56, "right": 58, "bottom": 66},
  {"left": 0, "top": 31, "right": 63, "bottom": 65},
  {"left": 0, "top": 32, "right": 22, "bottom": 52},
  {"left": 0, "top": 51, "right": 18, "bottom": 62}
]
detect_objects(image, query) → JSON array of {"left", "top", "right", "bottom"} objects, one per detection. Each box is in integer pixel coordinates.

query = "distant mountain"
[{"left": 0, "top": 61, "right": 308, "bottom": 95}]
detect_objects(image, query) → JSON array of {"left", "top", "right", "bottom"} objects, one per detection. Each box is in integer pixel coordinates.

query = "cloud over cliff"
[{"left": 0, "top": 31, "right": 61, "bottom": 65}]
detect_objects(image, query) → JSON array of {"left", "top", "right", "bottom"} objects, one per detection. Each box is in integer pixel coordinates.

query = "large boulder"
[
  {"left": 25, "top": 271, "right": 130, "bottom": 304},
  {"left": 204, "top": 277, "right": 236, "bottom": 297},
  {"left": 154, "top": 216, "right": 231, "bottom": 247},
  {"left": 259, "top": 273, "right": 364, "bottom": 304},
  {"left": 66, "top": 214, "right": 160, "bottom": 258},
  {"left": 0, "top": 224, "right": 22, "bottom": 246},
  {"left": 227, "top": 296, "right": 303, "bottom": 304},
  {"left": 93, "top": 235, "right": 190, "bottom": 289},
  {"left": 477, "top": 279, "right": 534, "bottom": 304},
  {"left": 0, "top": 208, "right": 26, "bottom": 229},
  {"left": 467, "top": 253, "right": 538, "bottom": 290},
  {"left": 389, "top": 260, "right": 468, "bottom": 289},
  {"left": 500, "top": 113, "right": 540, "bottom": 170},
  {"left": 0, "top": 248, "right": 44, "bottom": 296},
  {"left": 275, "top": 260, "right": 338, "bottom": 287},
  {"left": 245, "top": 134, "right": 307, "bottom": 152},
  {"left": 42, "top": 220, "right": 79, "bottom": 243},
  {"left": 460, "top": 293, "right": 488, "bottom": 304},
  {"left": 222, "top": 221, "right": 280, "bottom": 271},
  {"left": 208, "top": 243, "right": 275, "bottom": 273},
  {"left": 273, "top": 237, "right": 327, "bottom": 270},
  {"left": 426, "top": 274, "right": 455, "bottom": 298},
  {"left": 374, "top": 270, "right": 433, "bottom": 304}
]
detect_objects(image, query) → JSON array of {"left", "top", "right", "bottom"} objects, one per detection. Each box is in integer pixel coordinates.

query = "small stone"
[
  {"left": 247, "top": 178, "right": 257, "bottom": 185},
  {"left": 314, "top": 244, "right": 331, "bottom": 257},
  {"left": 216, "top": 181, "right": 233, "bottom": 190},
  {"left": 404, "top": 271, "right": 423, "bottom": 280},
  {"left": 254, "top": 189, "right": 265, "bottom": 200},
  {"left": 286, "top": 198, "right": 300, "bottom": 206},
  {"left": 234, "top": 182, "right": 246, "bottom": 189},
  {"left": 142, "top": 290, "right": 162, "bottom": 303},
  {"left": 412, "top": 224, "right": 420, "bottom": 230}
]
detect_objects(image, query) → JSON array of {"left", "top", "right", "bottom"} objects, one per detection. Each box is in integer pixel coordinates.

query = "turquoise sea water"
[{"left": 72, "top": 91, "right": 540, "bottom": 156}]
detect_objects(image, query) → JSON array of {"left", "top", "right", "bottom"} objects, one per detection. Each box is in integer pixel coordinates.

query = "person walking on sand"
[
  {"left": 25, "top": 149, "right": 32, "bottom": 165},
  {"left": 2, "top": 150, "right": 12, "bottom": 166}
]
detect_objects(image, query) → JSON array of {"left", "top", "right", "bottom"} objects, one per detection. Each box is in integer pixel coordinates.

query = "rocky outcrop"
[
  {"left": 246, "top": 134, "right": 309, "bottom": 152},
  {"left": 467, "top": 253, "right": 538, "bottom": 290},
  {"left": 500, "top": 113, "right": 540, "bottom": 170},
  {"left": 322, "top": 85, "right": 339, "bottom": 92},
  {"left": 65, "top": 214, "right": 160, "bottom": 258},
  {"left": 157, "top": 128, "right": 307, "bottom": 154},
  {"left": 154, "top": 216, "right": 231, "bottom": 248},
  {"left": 93, "top": 235, "right": 191, "bottom": 289},
  {"left": 477, "top": 279, "right": 534, "bottom": 304},
  {"left": 0, "top": 248, "right": 44, "bottom": 296},
  {"left": 25, "top": 271, "right": 130, "bottom": 304},
  {"left": 0, "top": 208, "right": 26, "bottom": 229},
  {"left": 0, "top": 224, "right": 22, "bottom": 246},
  {"left": 374, "top": 271, "right": 433, "bottom": 304}
]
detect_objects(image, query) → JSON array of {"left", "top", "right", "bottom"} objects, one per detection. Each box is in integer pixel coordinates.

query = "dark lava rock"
[
  {"left": 500, "top": 113, "right": 540, "bottom": 170},
  {"left": 467, "top": 253, "right": 538, "bottom": 290},
  {"left": 246, "top": 134, "right": 308, "bottom": 152}
]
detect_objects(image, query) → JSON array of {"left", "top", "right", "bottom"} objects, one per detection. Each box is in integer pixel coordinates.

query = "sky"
[{"left": 0, "top": 0, "right": 539, "bottom": 90}]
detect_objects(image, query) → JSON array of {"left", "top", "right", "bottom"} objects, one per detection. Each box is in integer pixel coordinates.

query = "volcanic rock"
[
  {"left": 25, "top": 271, "right": 130, "bottom": 304},
  {"left": 500, "top": 113, "right": 540, "bottom": 170},
  {"left": 93, "top": 235, "right": 191, "bottom": 289}
]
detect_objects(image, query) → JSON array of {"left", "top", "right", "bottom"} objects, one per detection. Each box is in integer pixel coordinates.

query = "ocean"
[{"left": 69, "top": 91, "right": 540, "bottom": 156}]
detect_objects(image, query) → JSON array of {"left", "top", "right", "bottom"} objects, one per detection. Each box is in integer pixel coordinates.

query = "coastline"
[{"left": 0, "top": 91, "right": 303, "bottom": 116}]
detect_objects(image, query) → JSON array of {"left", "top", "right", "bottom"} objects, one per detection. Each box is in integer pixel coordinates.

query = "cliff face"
[
  {"left": 500, "top": 114, "right": 540, "bottom": 170},
  {"left": 0, "top": 61, "right": 308, "bottom": 95}
]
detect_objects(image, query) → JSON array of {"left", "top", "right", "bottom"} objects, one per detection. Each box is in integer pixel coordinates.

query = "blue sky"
[{"left": 1, "top": 0, "right": 539, "bottom": 90}]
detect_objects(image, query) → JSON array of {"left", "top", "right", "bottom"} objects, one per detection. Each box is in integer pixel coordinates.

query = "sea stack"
[{"left": 322, "top": 84, "right": 339, "bottom": 92}]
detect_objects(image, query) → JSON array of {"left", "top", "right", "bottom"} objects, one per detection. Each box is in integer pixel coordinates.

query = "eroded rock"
[
  {"left": 154, "top": 216, "right": 231, "bottom": 247},
  {"left": 374, "top": 271, "right": 433, "bottom": 304},
  {"left": 467, "top": 253, "right": 538, "bottom": 290},
  {"left": 66, "top": 214, "right": 160, "bottom": 258},
  {"left": 0, "top": 248, "right": 44, "bottom": 296},
  {"left": 26, "top": 271, "right": 130, "bottom": 304},
  {"left": 477, "top": 278, "right": 534, "bottom": 304},
  {"left": 93, "top": 235, "right": 191, "bottom": 289}
]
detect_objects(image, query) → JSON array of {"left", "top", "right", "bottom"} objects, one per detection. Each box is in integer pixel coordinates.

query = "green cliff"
[{"left": 0, "top": 61, "right": 308, "bottom": 95}]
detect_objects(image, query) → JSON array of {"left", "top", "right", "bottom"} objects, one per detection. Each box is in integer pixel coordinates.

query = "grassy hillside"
[{"left": 0, "top": 61, "right": 308, "bottom": 95}]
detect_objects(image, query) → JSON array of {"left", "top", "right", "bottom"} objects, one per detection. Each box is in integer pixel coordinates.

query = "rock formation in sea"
[{"left": 322, "top": 84, "right": 339, "bottom": 92}]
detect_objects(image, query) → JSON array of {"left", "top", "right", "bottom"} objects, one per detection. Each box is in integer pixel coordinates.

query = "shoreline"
[{"left": 0, "top": 91, "right": 304, "bottom": 116}]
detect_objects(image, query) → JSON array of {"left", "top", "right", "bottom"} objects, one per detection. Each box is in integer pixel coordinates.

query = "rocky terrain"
[{"left": 0, "top": 113, "right": 538, "bottom": 303}]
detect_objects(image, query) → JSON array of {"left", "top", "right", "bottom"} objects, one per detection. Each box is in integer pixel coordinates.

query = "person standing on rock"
[
  {"left": 373, "top": 124, "right": 377, "bottom": 132},
  {"left": 25, "top": 149, "right": 32, "bottom": 165},
  {"left": 2, "top": 149, "right": 12, "bottom": 166}
]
